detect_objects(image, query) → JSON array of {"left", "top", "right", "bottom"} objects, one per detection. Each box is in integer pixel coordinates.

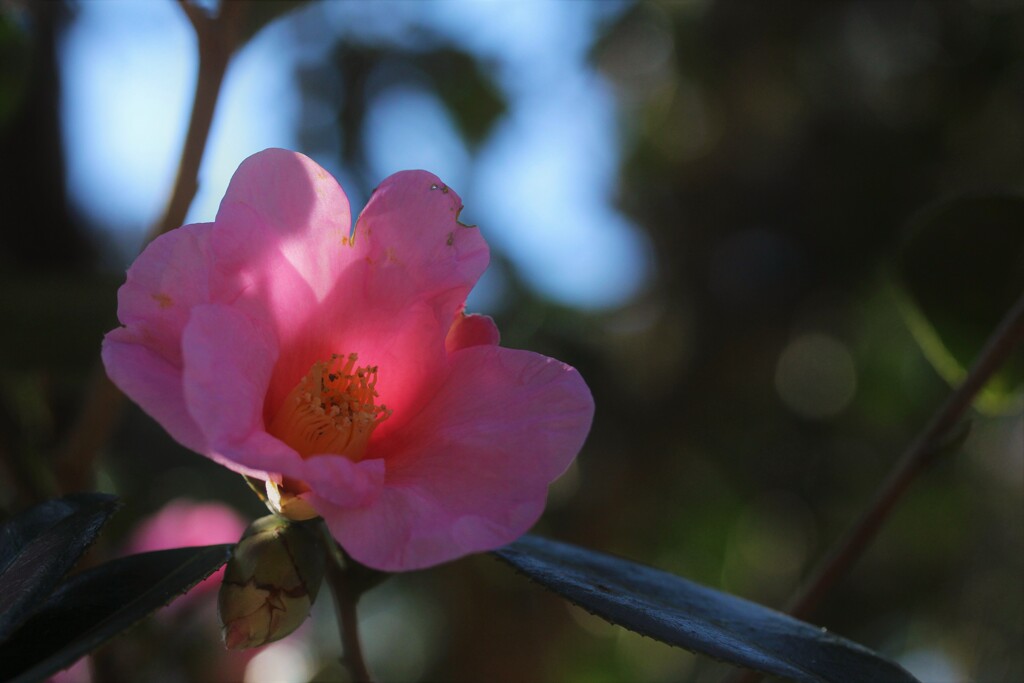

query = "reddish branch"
[
  {"left": 785, "top": 288, "right": 1024, "bottom": 621},
  {"left": 728, "top": 288, "right": 1024, "bottom": 683}
]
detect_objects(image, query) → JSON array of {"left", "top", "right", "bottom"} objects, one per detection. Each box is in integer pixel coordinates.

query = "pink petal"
[
  {"left": 102, "top": 327, "right": 207, "bottom": 455},
  {"left": 180, "top": 304, "right": 297, "bottom": 478},
  {"left": 182, "top": 304, "right": 277, "bottom": 445},
  {"left": 210, "top": 151, "right": 349, "bottom": 417},
  {"left": 104, "top": 326, "right": 271, "bottom": 480},
  {"left": 301, "top": 456, "right": 386, "bottom": 508},
  {"left": 446, "top": 312, "right": 501, "bottom": 352},
  {"left": 211, "top": 218, "right": 323, "bottom": 422},
  {"left": 214, "top": 148, "right": 353, "bottom": 303},
  {"left": 113, "top": 222, "right": 218, "bottom": 366},
  {"left": 214, "top": 430, "right": 303, "bottom": 482},
  {"left": 322, "top": 346, "right": 594, "bottom": 570},
  {"left": 351, "top": 172, "right": 489, "bottom": 315}
]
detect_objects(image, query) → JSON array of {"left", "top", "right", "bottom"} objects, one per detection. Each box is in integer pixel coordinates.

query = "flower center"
[{"left": 268, "top": 353, "right": 390, "bottom": 461}]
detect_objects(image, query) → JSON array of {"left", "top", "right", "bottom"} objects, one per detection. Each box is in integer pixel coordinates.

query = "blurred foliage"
[
  {"left": 896, "top": 194, "right": 1024, "bottom": 410},
  {"left": 298, "top": 40, "right": 506, "bottom": 199},
  {"left": 0, "top": 5, "right": 31, "bottom": 130},
  {"left": 0, "top": 1, "right": 90, "bottom": 273},
  {"left": 236, "top": 0, "right": 310, "bottom": 46},
  {"left": 1, "top": 1, "right": 1022, "bottom": 682}
]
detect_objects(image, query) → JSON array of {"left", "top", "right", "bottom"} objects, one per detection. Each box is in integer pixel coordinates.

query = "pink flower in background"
[
  {"left": 124, "top": 499, "right": 246, "bottom": 599},
  {"left": 103, "top": 149, "right": 594, "bottom": 571},
  {"left": 117, "top": 500, "right": 254, "bottom": 680}
]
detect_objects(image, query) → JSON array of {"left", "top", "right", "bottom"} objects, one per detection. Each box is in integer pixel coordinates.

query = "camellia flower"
[{"left": 103, "top": 149, "right": 593, "bottom": 571}]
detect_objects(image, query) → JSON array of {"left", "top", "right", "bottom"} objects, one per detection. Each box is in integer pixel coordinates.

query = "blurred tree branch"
[
  {"left": 785, "top": 288, "right": 1024, "bottom": 620},
  {"left": 728, "top": 287, "right": 1024, "bottom": 683},
  {"left": 55, "top": 0, "right": 246, "bottom": 493}
]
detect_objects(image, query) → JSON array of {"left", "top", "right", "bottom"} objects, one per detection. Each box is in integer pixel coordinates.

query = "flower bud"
[{"left": 218, "top": 515, "right": 325, "bottom": 649}]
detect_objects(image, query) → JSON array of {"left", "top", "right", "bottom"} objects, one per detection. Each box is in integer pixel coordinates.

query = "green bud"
[{"left": 218, "top": 515, "right": 325, "bottom": 649}]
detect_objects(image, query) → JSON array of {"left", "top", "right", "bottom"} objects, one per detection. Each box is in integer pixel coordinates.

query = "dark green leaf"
[
  {"left": 896, "top": 195, "right": 1024, "bottom": 410},
  {"left": 0, "top": 493, "right": 120, "bottom": 641},
  {"left": 0, "top": 545, "right": 233, "bottom": 683},
  {"left": 495, "top": 535, "right": 919, "bottom": 683}
]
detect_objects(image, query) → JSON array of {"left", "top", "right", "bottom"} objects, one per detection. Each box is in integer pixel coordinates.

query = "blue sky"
[{"left": 60, "top": 0, "right": 650, "bottom": 310}]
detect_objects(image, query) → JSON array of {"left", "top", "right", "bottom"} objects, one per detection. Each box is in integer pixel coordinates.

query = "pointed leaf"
[
  {"left": 495, "top": 535, "right": 919, "bottom": 683},
  {"left": 0, "top": 545, "right": 233, "bottom": 683},
  {"left": 0, "top": 493, "right": 120, "bottom": 640}
]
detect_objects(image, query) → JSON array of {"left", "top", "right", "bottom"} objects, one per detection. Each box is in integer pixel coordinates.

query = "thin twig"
[
  {"left": 55, "top": 1, "right": 245, "bottom": 492},
  {"left": 726, "top": 288, "right": 1024, "bottom": 683},
  {"left": 785, "top": 288, "right": 1024, "bottom": 621},
  {"left": 322, "top": 527, "right": 375, "bottom": 683}
]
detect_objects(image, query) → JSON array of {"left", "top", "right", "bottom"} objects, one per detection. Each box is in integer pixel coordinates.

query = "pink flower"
[
  {"left": 123, "top": 498, "right": 247, "bottom": 600},
  {"left": 103, "top": 149, "right": 594, "bottom": 571}
]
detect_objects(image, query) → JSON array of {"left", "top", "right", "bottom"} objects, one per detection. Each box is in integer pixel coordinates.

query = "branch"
[
  {"left": 152, "top": 0, "right": 244, "bottom": 244},
  {"left": 785, "top": 288, "right": 1024, "bottom": 620},
  {"left": 726, "top": 288, "right": 1024, "bottom": 683},
  {"left": 55, "top": 1, "right": 246, "bottom": 492}
]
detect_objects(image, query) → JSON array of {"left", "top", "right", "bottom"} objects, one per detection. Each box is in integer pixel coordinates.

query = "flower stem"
[
  {"left": 725, "top": 288, "right": 1024, "bottom": 683},
  {"left": 55, "top": 1, "right": 244, "bottom": 493},
  {"left": 321, "top": 528, "right": 375, "bottom": 683}
]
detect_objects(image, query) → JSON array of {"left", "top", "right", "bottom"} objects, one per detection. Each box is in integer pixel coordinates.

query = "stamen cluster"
[{"left": 269, "top": 353, "right": 390, "bottom": 460}]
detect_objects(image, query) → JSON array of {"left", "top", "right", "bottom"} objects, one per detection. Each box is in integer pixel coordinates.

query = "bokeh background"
[{"left": 2, "top": 1, "right": 1023, "bottom": 682}]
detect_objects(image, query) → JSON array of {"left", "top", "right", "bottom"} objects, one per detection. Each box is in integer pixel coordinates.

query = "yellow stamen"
[{"left": 268, "top": 353, "right": 390, "bottom": 461}]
